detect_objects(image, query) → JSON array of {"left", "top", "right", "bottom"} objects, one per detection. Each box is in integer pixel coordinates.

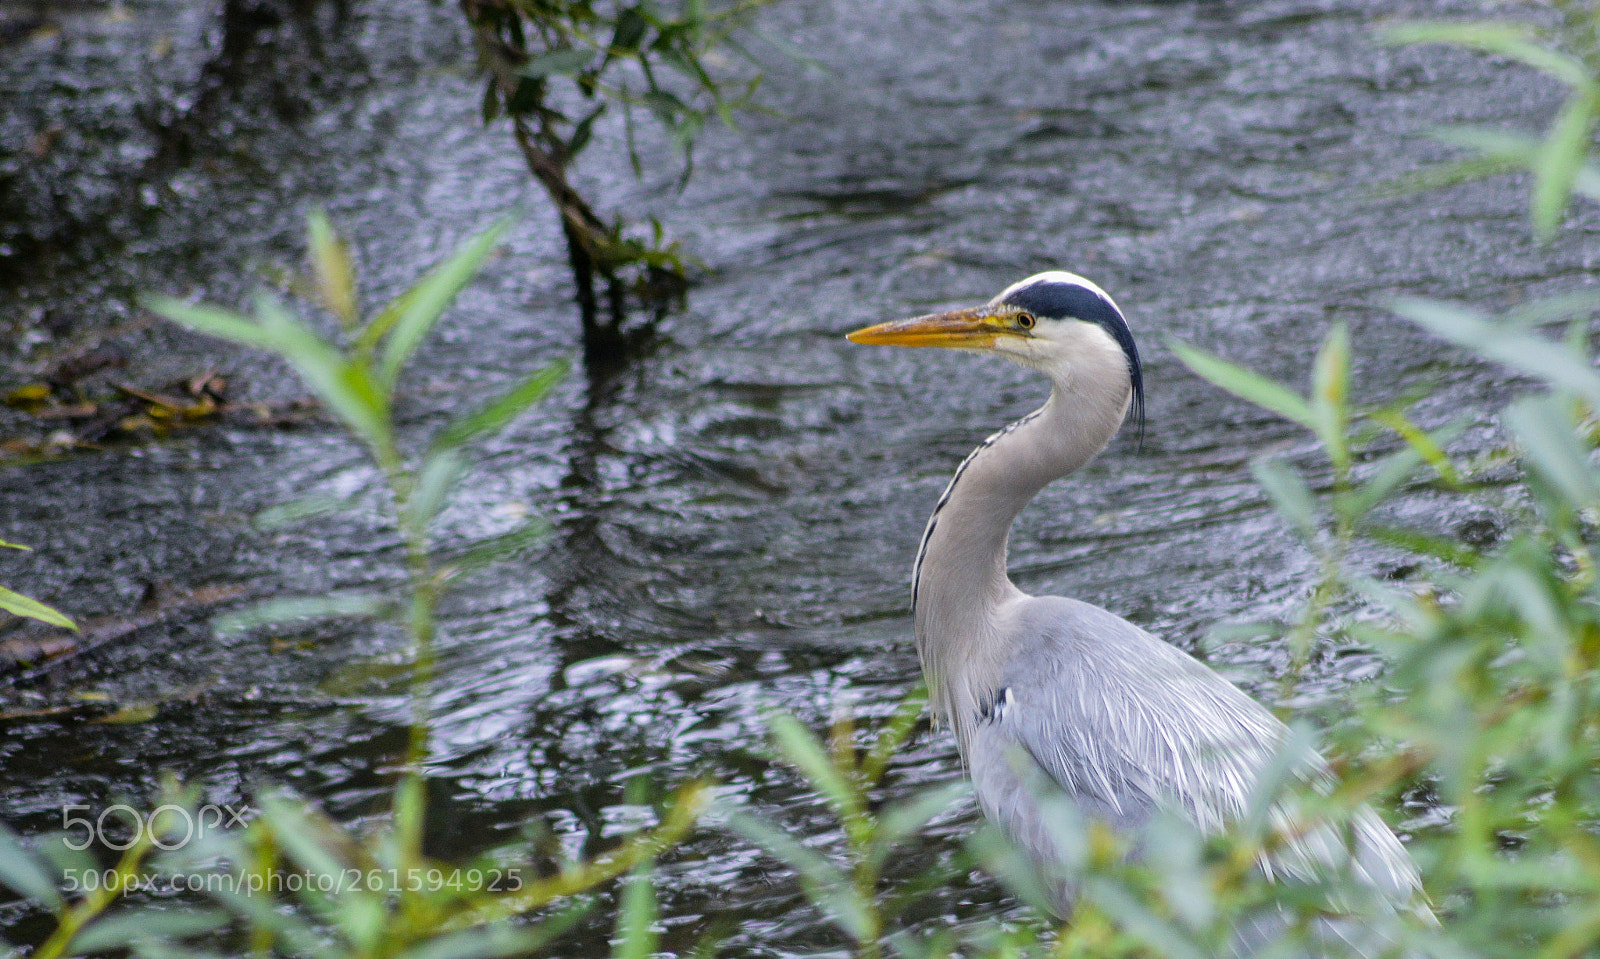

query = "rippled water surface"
[{"left": 1, "top": 0, "right": 1594, "bottom": 952}]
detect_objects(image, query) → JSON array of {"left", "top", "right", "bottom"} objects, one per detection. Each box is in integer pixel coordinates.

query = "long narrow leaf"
[
  {"left": 871, "top": 781, "right": 969, "bottom": 852},
  {"left": 144, "top": 297, "right": 285, "bottom": 352},
  {"left": 0, "top": 820, "right": 63, "bottom": 909},
  {"left": 1309, "top": 324, "right": 1350, "bottom": 469},
  {"left": 1085, "top": 877, "right": 1209, "bottom": 959},
  {"left": 766, "top": 712, "right": 863, "bottom": 821},
  {"left": 395, "top": 902, "right": 592, "bottom": 959},
  {"left": 1347, "top": 444, "right": 1426, "bottom": 519},
  {"left": 1170, "top": 342, "right": 1314, "bottom": 430},
  {"left": 1431, "top": 124, "right": 1542, "bottom": 162},
  {"left": 71, "top": 909, "right": 231, "bottom": 953},
  {"left": 395, "top": 922, "right": 585, "bottom": 959},
  {"left": 380, "top": 221, "right": 510, "bottom": 389},
  {"left": 1393, "top": 297, "right": 1600, "bottom": 404},
  {"left": 723, "top": 811, "right": 871, "bottom": 941},
  {"left": 433, "top": 360, "right": 568, "bottom": 453},
  {"left": 408, "top": 451, "right": 464, "bottom": 535},
  {"left": 307, "top": 210, "right": 359, "bottom": 329},
  {"left": 1429, "top": 124, "right": 1600, "bottom": 203},
  {"left": 1240, "top": 723, "right": 1319, "bottom": 837},
  {"left": 1250, "top": 458, "right": 1321, "bottom": 539},
  {"left": 862, "top": 685, "right": 928, "bottom": 785},
  {"left": 1533, "top": 91, "right": 1600, "bottom": 238},
  {"left": 613, "top": 864, "right": 658, "bottom": 959},
  {"left": 255, "top": 796, "right": 350, "bottom": 895},
  {"left": 1504, "top": 289, "right": 1600, "bottom": 329},
  {"left": 521, "top": 48, "right": 594, "bottom": 78},
  {"left": 254, "top": 296, "right": 394, "bottom": 459},
  {"left": 0, "top": 585, "right": 77, "bottom": 631},
  {"left": 1380, "top": 21, "right": 1594, "bottom": 90},
  {"left": 253, "top": 496, "right": 357, "bottom": 530},
  {"left": 440, "top": 521, "right": 552, "bottom": 577},
  {"left": 357, "top": 284, "right": 422, "bottom": 357},
  {"left": 1505, "top": 395, "right": 1600, "bottom": 506},
  {"left": 1368, "top": 412, "right": 1464, "bottom": 490},
  {"left": 1361, "top": 525, "right": 1481, "bottom": 569},
  {"left": 212, "top": 592, "right": 394, "bottom": 637}
]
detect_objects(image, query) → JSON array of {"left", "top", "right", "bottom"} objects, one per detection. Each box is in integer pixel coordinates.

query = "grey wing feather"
[{"left": 966, "top": 596, "right": 1426, "bottom": 921}]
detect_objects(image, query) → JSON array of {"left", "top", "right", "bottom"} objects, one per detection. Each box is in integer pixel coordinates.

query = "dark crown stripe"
[{"left": 1001, "top": 281, "right": 1145, "bottom": 444}]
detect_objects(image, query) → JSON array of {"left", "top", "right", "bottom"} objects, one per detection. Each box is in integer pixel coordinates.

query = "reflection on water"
[{"left": 0, "top": 0, "right": 1577, "bottom": 951}]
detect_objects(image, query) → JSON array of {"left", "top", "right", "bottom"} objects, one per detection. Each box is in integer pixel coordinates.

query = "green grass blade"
[
  {"left": 520, "top": 47, "right": 594, "bottom": 78},
  {"left": 253, "top": 496, "right": 356, "bottom": 530},
  {"left": 1347, "top": 442, "right": 1426, "bottom": 518},
  {"left": 143, "top": 296, "right": 284, "bottom": 352},
  {"left": 1380, "top": 21, "right": 1593, "bottom": 90},
  {"left": 1360, "top": 525, "right": 1481, "bottom": 569},
  {"left": 766, "top": 712, "right": 864, "bottom": 821},
  {"left": 1372, "top": 154, "right": 1523, "bottom": 198},
  {"left": 1505, "top": 395, "right": 1600, "bottom": 507},
  {"left": 1393, "top": 297, "right": 1600, "bottom": 405},
  {"left": 212, "top": 592, "right": 394, "bottom": 637},
  {"left": 1085, "top": 877, "right": 1210, "bottom": 959},
  {"left": 723, "top": 810, "right": 871, "bottom": 941},
  {"left": 861, "top": 685, "right": 928, "bottom": 785},
  {"left": 379, "top": 220, "right": 510, "bottom": 389},
  {"left": 1503, "top": 288, "right": 1600, "bottom": 329},
  {"left": 613, "top": 864, "right": 658, "bottom": 959},
  {"left": 0, "top": 585, "right": 77, "bottom": 631},
  {"left": 408, "top": 450, "right": 465, "bottom": 535},
  {"left": 433, "top": 359, "right": 569, "bottom": 453},
  {"left": 440, "top": 521, "right": 552, "bottom": 578},
  {"left": 307, "top": 210, "right": 359, "bottom": 329},
  {"left": 253, "top": 295, "right": 395, "bottom": 459},
  {"left": 71, "top": 909, "right": 231, "bottom": 953},
  {"left": 1170, "top": 341, "right": 1314, "bottom": 430},
  {"left": 1431, "top": 124, "right": 1542, "bottom": 161},
  {"left": 1533, "top": 92, "right": 1600, "bottom": 239},
  {"left": 1309, "top": 324, "right": 1351, "bottom": 469},
  {"left": 394, "top": 925, "right": 575, "bottom": 959},
  {"left": 871, "top": 781, "right": 969, "bottom": 852},
  {"left": 1249, "top": 458, "right": 1321, "bottom": 539},
  {"left": 0, "top": 820, "right": 63, "bottom": 909},
  {"left": 398, "top": 903, "right": 592, "bottom": 959},
  {"left": 357, "top": 283, "right": 421, "bottom": 357},
  {"left": 255, "top": 795, "right": 348, "bottom": 891}
]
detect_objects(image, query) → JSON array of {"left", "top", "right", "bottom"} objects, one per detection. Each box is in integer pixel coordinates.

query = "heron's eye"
[{"left": 1017, "top": 312, "right": 1036, "bottom": 330}]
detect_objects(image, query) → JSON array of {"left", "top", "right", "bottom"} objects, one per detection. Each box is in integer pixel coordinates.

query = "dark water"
[{"left": 0, "top": 0, "right": 1590, "bottom": 953}]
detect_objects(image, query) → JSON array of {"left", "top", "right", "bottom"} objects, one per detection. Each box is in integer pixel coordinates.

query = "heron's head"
[{"left": 847, "top": 271, "right": 1145, "bottom": 437}]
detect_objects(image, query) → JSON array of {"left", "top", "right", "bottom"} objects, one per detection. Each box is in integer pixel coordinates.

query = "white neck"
[{"left": 912, "top": 345, "right": 1132, "bottom": 752}]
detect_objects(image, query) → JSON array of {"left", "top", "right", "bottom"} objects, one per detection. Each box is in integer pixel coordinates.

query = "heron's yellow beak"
[{"left": 846, "top": 307, "right": 1015, "bottom": 349}]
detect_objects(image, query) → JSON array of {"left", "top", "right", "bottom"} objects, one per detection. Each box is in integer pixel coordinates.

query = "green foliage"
[
  {"left": 459, "top": 0, "right": 768, "bottom": 347},
  {"left": 147, "top": 211, "right": 569, "bottom": 830},
  {"left": 0, "top": 540, "right": 77, "bottom": 632},
  {"left": 145, "top": 214, "right": 567, "bottom": 657},
  {"left": 467, "top": 0, "right": 764, "bottom": 171},
  {"left": 0, "top": 214, "right": 709, "bottom": 959},
  {"left": 732, "top": 688, "right": 978, "bottom": 959},
  {"left": 1170, "top": 282, "right": 1600, "bottom": 954},
  {"left": 1382, "top": 2, "right": 1600, "bottom": 239},
  {"left": 0, "top": 780, "right": 707, "bottom": 959}
]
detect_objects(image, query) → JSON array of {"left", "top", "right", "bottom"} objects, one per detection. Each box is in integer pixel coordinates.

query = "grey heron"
[{"left": 847, "top": 272, "right": 1428, "bottom": 940}]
